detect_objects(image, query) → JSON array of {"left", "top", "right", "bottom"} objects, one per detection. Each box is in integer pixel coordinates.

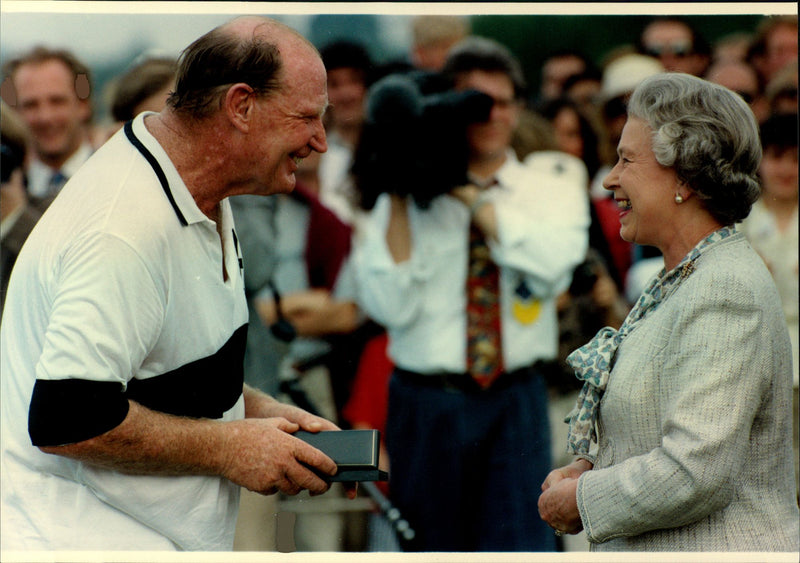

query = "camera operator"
[{"left": 352, "top": 37, "right": 590, "bottom": 552}]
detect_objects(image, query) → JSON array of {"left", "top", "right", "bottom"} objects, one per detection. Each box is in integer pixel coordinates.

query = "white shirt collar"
[{"left": 26, "top": 142, "right": 93, "bottom": 198}]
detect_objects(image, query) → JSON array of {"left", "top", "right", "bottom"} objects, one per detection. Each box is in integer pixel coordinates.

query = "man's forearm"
[{"left": 39, "top": 399, "right": 232, "bottom": 477}]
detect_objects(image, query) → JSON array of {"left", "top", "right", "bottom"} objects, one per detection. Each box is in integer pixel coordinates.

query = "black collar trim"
[{"left": 124, "top": 120, "right": 188, "bottom": 226}]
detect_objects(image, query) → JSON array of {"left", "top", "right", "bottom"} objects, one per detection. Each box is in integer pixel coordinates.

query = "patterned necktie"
[
  {"left": 466, "top": 221, "right": 504, "bottom": 389},
  {"left": 47, "top": 170, "right": 67, "bottom": 196}
]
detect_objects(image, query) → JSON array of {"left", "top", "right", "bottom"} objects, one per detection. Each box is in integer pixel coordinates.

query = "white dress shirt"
[
  {"left": 26, "top": 142, "right": 93, "bottom": 198},
  {"left": 353, "top": 150, "right": 590, "bottom": 374}
]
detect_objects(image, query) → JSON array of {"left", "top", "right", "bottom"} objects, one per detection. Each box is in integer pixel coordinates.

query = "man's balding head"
[{"left": 167, "top": 16, "right": 320, "bottom": 119}]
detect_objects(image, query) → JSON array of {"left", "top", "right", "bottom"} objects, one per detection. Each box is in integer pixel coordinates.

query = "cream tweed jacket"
[{"left": 577, "top": 232, "right": 800, "bottom": 551}]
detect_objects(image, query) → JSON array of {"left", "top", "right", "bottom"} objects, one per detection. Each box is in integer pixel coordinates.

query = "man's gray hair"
[{"left": 167, "top": 17, "right": 313, "bottom": 119}]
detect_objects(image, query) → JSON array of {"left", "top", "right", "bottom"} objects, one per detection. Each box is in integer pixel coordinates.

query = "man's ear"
[{"left": 225, "top": 83, "right": 255, "bottom": 133}]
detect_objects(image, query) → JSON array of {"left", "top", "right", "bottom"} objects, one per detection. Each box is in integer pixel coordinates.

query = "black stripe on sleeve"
[
  {"left": 28, "top": 379, "right": 130, "bottom": 447},
  {"left": 124, "top": 324, "right": 247, "bottom": 419}
]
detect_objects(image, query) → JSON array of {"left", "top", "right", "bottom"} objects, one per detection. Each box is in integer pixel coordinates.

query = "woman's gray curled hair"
[{"left": 627, "top": 72, "right": 762, "bottom": 225}]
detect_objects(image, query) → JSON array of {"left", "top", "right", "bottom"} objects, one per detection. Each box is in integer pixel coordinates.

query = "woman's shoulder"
[
  {"left": 696, "top": 232, "right": 769, "bottom": 277},
  {"left": 685, "top": 232, "right": 779, "bottom": 306}
]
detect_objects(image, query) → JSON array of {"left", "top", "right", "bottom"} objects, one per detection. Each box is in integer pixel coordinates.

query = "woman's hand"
[
  {"left": 538, "top": 458, "right": 592, "bottom": 535},
  {"left": 541, "top": 458, "right": 592, "bottom": 491}
]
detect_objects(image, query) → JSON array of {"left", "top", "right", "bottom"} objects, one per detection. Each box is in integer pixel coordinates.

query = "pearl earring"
[{"left": 675, "top": 194, "right": 684, "bottom": 204}]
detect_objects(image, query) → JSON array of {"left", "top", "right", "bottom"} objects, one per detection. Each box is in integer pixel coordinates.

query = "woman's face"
[
  {"left": 603, "top": 117, "right": 681, "bottom": 248},
  {"left": 760, "top": 144, "right": 799, "bottom": 204},
  {"left": 552, "top": 106, "right": 584, "bottom": 159}
]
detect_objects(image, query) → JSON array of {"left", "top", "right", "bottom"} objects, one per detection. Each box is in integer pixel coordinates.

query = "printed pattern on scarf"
[{"left": 564, "top": 226, "right": 736, "bottom": 454}]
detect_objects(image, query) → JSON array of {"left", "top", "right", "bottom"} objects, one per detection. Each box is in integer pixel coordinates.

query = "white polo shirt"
[{"left": 0, "top": 113, "right": 248, "bottom": 551}]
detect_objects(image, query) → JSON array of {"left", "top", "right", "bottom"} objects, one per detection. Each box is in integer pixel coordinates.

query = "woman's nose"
[{"left": 602, "top": 163, "right": 620, "bottom": 192}]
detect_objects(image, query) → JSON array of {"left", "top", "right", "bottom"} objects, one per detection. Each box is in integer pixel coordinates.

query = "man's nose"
[{"left": 311, "top": 120, "right": 327, "bottom": 153}]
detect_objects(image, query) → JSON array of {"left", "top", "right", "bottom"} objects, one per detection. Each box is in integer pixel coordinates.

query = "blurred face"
[
  {"left": 132, "top": 81, "right": 174, "bottom": 116},
  {"left": 765, "top": 23, "right": 798, "bottom": 80},
  {"left": 760, "top": 144, "right": 799, "bottom": 204},
  {"left": 541, "top": 55, "right": 585, "bottom": 100},
  {"left": 642, "top": 21, "right": 706, "bottom": 76},
  {"left": 552, "top": 106, "right": 584, "bottom": 159},
  {"left": 565, "top": 78, "right": 601, "bottom": 112},
  {"left": 249, "top": 45, "right": 328, "bottom": 195},
  {"left": 454, "top": 69, "right": 519, "bottom": 168},
  {"left": 326, "top": 67, "right": 367, "bottom": 130},
  {"left": 603, "top": 117, "right": 681, "bottom": 248},
  {"left": 413, "top": 39, "right": 461, "bottom": 71},
  {"left": 14, "top": 59, "right": 90, "bottom": 167},
  {"left": 705, "top": 62, "right": 759, "bottom": 105}
]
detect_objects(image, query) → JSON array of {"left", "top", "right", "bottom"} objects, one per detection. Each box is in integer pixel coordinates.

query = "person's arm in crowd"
[
  {"left": 37, "top": 395, "right": 338, "bottom": 496},
  {"left": 254, "top": 289, "right": 359, "bottom": 337},
  {"left": 451, "top": 168, "right": 590, "bottom": 298},
  {"left": 450, "top": 183, "right": 499, "bottom": 241},
  {"left": 351, "top": 193, "right": 424, "bottom": 330},
  {"left": 385, "top": 193, "right": 412, "bottom": 264},
  {"left": 488, "top": 171, "right": 590, "bottom": 297}
]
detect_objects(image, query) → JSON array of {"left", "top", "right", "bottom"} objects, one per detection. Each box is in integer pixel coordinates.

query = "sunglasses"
[{"left": 645, "top": 42, "right": 693, "bottom": 58}]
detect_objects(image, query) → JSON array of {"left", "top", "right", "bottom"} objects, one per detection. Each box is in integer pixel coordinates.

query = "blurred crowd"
[{"left": 1, "top": 13, "right": 797, "bottom": 553}]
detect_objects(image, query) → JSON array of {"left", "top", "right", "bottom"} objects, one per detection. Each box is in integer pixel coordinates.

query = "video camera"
[{"left": 352, "top": 70, "right": 494, "bottom": 210}]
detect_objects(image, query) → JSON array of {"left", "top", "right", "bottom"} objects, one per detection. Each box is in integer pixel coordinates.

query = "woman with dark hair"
[
  {"left": 538, "top": 73, "right": 799, "bottom": 551},
  {"left": 537, "top": 96, "right": 602, "bottom": 181},
  {"left": 740, "top": 111, "right": 799, "bottom": 501}
]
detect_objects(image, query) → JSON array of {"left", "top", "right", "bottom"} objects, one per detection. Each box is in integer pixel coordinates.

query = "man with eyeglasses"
[
  {"left": 353, "top": 36, "right": 590, "bottom": 551},
  {"left": 637, "top": 17, "right": 711, "bottom": 77},
  {"left": 705, "top": 58, "right": 769, "bottom": 123}
]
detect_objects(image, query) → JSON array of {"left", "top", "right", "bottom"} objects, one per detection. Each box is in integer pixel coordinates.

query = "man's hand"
[
  {"left": 450, "top": 183, "right": 499, "bottom": 241},
  {"left": 219, "top": 416, "right": 336, "bottom": 496},
  {"left": 243, "top": 384, "right": 336, "bottom": 430},
  {"left": 242, "top": 385, "right": 358, "bottom": 498}
]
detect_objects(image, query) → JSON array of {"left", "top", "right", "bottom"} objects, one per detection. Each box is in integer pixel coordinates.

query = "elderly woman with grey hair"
[{"left": 538, "top": 73, "right": 800, "bottom": 551}]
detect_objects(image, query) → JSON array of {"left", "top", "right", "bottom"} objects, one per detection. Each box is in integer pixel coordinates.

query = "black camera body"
[{"left": 352, "top": 71, "right": 494, "bottom": 210}]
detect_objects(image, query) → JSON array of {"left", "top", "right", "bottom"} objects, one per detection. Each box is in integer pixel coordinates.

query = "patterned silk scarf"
[{"left": 564, "top": 226, "right": 736, "bottom": 454}]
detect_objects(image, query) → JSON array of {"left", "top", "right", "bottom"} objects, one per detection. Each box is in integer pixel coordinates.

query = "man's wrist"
[
  {"left": 469, "top": 190, "right": 492, "bottom": 216},
  {"left": 243, "top": 384, "right": 278, "bottom": 418}
]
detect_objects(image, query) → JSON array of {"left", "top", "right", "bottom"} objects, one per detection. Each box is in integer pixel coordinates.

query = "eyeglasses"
[{"left": 645, "top": 41, "right": 693, "bottom": 58}]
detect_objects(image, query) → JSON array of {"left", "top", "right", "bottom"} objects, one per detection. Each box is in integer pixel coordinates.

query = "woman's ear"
[{"left": 675, "top": 178, "right": 693, "bottom": 203}]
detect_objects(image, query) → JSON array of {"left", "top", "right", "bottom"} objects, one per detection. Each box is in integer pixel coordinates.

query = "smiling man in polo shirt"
[{"left": 0, "top": 16, "right": 344, "bottom": 551}]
